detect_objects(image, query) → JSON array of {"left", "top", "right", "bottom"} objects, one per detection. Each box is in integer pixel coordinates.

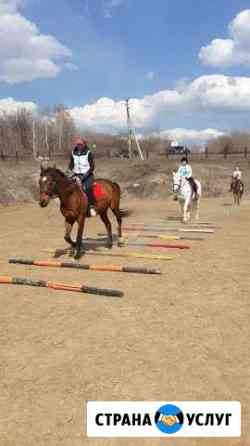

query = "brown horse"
[
  {"left": 39, "top": 167, "right": 128, "bottom": 258},
  {"left": 230, "top": 178, "right": 244, "bottom": 205}
]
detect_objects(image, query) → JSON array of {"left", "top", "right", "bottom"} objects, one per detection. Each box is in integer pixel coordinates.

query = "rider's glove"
[{"left": 65, "top": 169, "right": 74, "bottom": 178}]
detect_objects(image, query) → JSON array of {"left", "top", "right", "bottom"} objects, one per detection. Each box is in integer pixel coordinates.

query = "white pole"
[
  {"left": 126, "top": 99, "right": 144, "bottom": 160},
  {"left": 32, "top": 119, "right": 37, "bottom": 160},
  {"left": 126, "top": 99, "right": 133, "bottom": 159}
]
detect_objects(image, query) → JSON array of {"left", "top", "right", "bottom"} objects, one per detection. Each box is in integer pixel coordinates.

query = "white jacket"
[
  {"left": 177, "top": 164, "right": 193, "bottom": 179},
  {"left": 232, "top": 169, "right": 242, "bottom": 180},
  {"left": 72, "top": 150, "right": 90, "bottom": 175}
]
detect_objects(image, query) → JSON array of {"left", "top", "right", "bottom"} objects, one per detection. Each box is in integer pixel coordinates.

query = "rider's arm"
[
  {"left": 176, "top": 166, "right": 182, "bottom": 176},
  {"left": 88, "top": 152, "right": 95, "bottom": 174},
  {"left": 185, "top": 165, "right": 192, "bottom": 178}
]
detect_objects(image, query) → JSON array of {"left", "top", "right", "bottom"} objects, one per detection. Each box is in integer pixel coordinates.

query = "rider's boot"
[{"left": 89, "top": 207, "right": 97, "bottom": 217}]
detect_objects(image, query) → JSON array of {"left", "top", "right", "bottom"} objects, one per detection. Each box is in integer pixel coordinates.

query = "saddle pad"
[{"left": 93, "top": 182, "right": 107, "bottom": 200}]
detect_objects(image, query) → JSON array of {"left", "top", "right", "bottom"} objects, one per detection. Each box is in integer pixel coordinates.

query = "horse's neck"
[
  {"left": 55, "top": 173, "right": 76, "bottom": 199},
  {"left": 180, "top": 177, "right": 189, "bottom": 189},
  {"left": 179, "top": 178, "right": 191, "bottom": 196}
]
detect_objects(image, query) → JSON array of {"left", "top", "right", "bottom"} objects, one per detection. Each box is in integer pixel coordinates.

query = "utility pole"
[
  {"left": 125, "top": 99, "right": 144, "bottom": 160},
  {"left": 32, "top": 119, "right": 37, "bottom": 160},
  {"left": 44, "top": 118, "right": 49, "bottom": 157},
  {"left": 126, "top": 99, "right": 133, "bottom": 159}
]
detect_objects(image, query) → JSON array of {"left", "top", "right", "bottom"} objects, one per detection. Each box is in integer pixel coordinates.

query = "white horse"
[{"left": 172, "top": 172, "right": 202, "bottom": 223}]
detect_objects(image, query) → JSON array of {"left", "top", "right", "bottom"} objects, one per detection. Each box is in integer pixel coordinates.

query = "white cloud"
[
  {"left": 68, "top": 74, "right": 250, "bottom": 133},
  {"left": 0, "top": 97, "right": 37, "bottom": 114},
  {"left": 0, "top": 0, "right": 24, "bottom": 14},
  {"left": 156, "top": 128, "right": 226, "bottom": 144},
  {"left": 104, "top": 0, "right": 124, "bottom": 18},
  {"left": 0, "top": 0, "right": 73, "bottom": 83},
  {"left": 199, "top": 9, "right": 250, "bottom": 67}
]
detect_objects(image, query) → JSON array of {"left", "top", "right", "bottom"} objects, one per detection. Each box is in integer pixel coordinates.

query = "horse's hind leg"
[
  {"left": 111, "top": 207, "right": 123, "bottom": 246},
  {"left": 100, "top": 210, "right": 113, "bottom": 248},
  {"left": 194, "top": 197, "right": 200, "bottom": 221}
]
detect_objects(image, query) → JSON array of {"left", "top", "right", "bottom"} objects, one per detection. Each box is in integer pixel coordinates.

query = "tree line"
[
  {"left": 0, "top": 105, "right": 250, "bottom": 161},
  {"left": 0, "top": 105, "right": 76, "bottom": 161}
]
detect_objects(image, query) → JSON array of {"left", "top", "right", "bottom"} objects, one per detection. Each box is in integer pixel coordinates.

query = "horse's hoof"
[{"left": 118, "top": 237, "right": 125, "bottom": 247}]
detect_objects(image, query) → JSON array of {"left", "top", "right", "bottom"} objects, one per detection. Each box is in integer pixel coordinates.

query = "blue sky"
[{"left": 1, "top": 0, "right": 250, "bottom": 143}]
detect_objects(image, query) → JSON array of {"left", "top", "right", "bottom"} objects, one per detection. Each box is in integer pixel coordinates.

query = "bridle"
[
  {"left": 173, "top": 174, "right": 182, "bottom": 194},
  {"left": 40, "top": 175, "right": 57, "bottom": 199}
]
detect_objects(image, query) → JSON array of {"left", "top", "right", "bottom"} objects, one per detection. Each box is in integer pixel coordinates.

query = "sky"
[{"left": 1, "top": 0, "right": 250, "bottom": 143}]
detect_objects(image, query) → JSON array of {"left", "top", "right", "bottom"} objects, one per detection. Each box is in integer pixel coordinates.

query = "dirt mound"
[
  {"left": 0, "top": 162, "right": 39, "bottom": 204},
  {"left": 0, "top": 157, "right": 246, "bottom": 204}
]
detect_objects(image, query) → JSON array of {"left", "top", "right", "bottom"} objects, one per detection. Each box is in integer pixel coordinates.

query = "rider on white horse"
[
  {"left": 173, "top": 159, "right": 202, "bottom": 223},
  {"left": 176, "top": 157, "right": 198, "bottom": 200}
]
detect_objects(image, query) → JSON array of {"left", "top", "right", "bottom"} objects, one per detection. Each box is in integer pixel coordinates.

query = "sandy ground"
[{"left": 0, "top": 196, "right": 250, "bottom": 446}]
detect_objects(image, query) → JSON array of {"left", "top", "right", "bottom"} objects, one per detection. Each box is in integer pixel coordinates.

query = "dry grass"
[{"left": 0, "top": 156, "right": 249, "bottom": 204}]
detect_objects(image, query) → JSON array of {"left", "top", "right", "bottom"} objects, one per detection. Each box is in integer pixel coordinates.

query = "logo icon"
[{"left": 155, "top": 404, "right": 184, "bottom": 434}]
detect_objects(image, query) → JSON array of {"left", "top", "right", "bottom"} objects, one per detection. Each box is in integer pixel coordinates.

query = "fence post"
[
  {"left": 205, "top": 146, "right": 208, "bottom": 159},
  {"left": 244, "top": 146, "right": 248, "bottom": 159}
]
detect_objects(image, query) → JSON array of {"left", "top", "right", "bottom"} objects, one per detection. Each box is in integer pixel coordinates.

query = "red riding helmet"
[{"left": 72, "top": 136, "right": 87, "bottom": 146}]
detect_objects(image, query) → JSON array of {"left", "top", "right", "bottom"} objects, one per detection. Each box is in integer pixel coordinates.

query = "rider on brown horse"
[
  {"left": 68, "top": 137, "right": 96, "bottom": 217},
  {"left": 230, "top": 166, "right": 242, "bottom": 191}
]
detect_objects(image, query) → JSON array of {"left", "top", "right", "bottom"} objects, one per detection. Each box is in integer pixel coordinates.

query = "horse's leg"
[
  {"left": 111, "top": 208, "right": 123, "bottom": 246},
  {"left": 195, "top": 196, "right": 200, "bottom": 220},
  {"left": 100, "top": 210, "right": 113, "bottom": 248},
  {"left": 64, "top": 220, "right": 76, "bottom": 248},
  {"left": 183, "top": 199, "right": 189, "bottom": 223},
  {"left": 192, "top": 195, "right": 199, "bottom": 220},
  {"left": 75, "top": 214, "right": 86, "bottom": 259},
  {"left": 179, "top": 200, "right": 183, "bottom": 221}
]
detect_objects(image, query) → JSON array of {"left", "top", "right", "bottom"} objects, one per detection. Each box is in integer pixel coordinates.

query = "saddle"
[{"left": 73, "top": 175, "right": 107, "bottom": 200}]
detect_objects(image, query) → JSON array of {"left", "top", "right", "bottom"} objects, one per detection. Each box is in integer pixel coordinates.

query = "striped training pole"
[
  {"left": 9, "top": 258, "right": 161, "bottom": 275},
  {"left": 0, "top": 275, "right": 123, "bottom": 297}
]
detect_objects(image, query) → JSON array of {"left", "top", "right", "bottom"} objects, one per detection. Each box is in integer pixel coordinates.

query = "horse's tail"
[{"left": 111, "top": 181, "right": 132, "bottom": 218}]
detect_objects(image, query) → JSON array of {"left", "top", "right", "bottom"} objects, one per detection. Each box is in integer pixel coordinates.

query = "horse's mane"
[{"left": 43, "top": 167, "right": 66, "bottom": 178}]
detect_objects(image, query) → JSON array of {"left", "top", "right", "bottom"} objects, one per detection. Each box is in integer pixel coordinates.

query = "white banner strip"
[{"left": 87, "top": 401, "right": 241, "bottom": 437}]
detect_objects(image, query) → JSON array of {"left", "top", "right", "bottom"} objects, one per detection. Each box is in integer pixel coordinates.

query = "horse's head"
[
  {"left": 39, "top": 167, "right": 57, "bottom": 207},
  {"left": 172, "top": 171, "right": 182, "bottom": 194}
]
